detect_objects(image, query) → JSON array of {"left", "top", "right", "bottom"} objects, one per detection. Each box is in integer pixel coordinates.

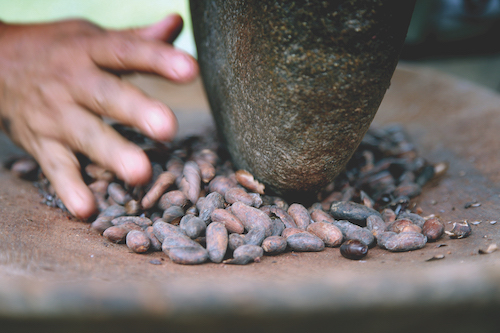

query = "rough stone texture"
[{"left": 190, "top": 0, "right": 415, "bottom": 198}]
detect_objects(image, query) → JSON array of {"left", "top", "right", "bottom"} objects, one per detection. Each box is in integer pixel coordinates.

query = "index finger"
[{"left": 87, "top": 34, "right": 198, "bottom": 82}]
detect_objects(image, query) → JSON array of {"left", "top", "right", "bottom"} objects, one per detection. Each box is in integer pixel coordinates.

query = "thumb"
[{"left": 126, "top": 13, "right": 184, "bottom": 43}]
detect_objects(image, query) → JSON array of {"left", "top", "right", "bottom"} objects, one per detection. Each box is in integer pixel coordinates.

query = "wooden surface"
[{"left": 1, "top": 65, "right": 500, "bottom": 332}]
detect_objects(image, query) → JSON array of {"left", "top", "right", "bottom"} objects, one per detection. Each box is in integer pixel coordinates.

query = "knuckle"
[
  {"left": 89, "top": 78, "right": 119, "bottom": 113},
  {"left": 110, "top": 37, "right": 137, "bottom": 68}
]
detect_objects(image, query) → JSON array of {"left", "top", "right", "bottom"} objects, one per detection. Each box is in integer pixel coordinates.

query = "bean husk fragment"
[
  {"left": 445, "top": 221, "right": 472, "bottom": 239},
  {"left": 479, "top": 243, "right": 498, "bottom": 254}
]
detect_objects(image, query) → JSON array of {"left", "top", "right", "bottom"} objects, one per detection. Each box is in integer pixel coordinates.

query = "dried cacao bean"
[
  {"left": 306, "top": 222, "right": 343, "bottom": 247},
  {"left": 206, "top": 222, "right": 228, "bottom": 263}
]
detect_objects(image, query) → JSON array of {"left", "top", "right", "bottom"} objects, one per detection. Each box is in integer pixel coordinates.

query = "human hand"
[{"left": 0, "top": 14, "right": 198, "bottom": 218}]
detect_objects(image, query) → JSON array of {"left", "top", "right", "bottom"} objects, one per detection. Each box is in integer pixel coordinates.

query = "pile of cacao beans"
[{"left": 5, "top": 123, "right": 471, "bottom": 264}]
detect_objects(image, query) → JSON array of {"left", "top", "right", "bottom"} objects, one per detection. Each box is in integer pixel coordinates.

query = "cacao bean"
[
  {"left": 262, "top": 236, "right": 287, "bottom": 254},
  {"left": 287, "top": 233, "right": 325, "bottom": 252},
  {"left": 206, "top": 222, "right": 228, "bottom": 263},
  {"left": 287, "top": 203, "right": 312, "bottom": 230},
  {"left": 306, "top": 222, "right": 343, "bottom": 247},
  {"left": 340, "top": 239, "right": 368, "bottom": 260},
  {"left": 422, "top": 218, "right": 444, "bottom": 242},
  {"left": 126, "top": 230, "right": 150, "bottom": 253}
]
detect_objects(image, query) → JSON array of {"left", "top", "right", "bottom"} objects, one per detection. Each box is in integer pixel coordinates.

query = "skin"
[{"left": 0, "top": 14, "right": 199, "bottom": 218}]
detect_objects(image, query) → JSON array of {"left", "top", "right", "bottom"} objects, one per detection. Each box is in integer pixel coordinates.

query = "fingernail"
[
  {"left": 145, "top": 107, "right": 177, "bottom": 141},
  {"left": 118, "top": 148, "right": 151, "bottom": 185}
]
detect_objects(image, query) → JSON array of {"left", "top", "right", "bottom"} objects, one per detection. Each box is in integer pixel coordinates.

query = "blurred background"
[{"left": 1, "top": 0, "right": 500, "bottom": 91}]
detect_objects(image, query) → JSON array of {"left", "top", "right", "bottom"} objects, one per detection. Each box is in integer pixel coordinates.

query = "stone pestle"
[{"left": 190, "top": 0, "right": 415, "bottom": 201}]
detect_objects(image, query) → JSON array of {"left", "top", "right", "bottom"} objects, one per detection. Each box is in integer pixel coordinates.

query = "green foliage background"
[{"left": 0, "top": 0, "right": 196, "bottom": 55}]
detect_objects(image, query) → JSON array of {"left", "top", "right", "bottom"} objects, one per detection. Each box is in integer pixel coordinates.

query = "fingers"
[
  {"left": 71, "top": 69, "right": 178, "bottom": 141},
  {"left": 57, "top": 104, "right": 152, "bottom": 186},
  {"left": 88, "top": 34, "right": 198, "bottom": 83},
  {"left": 126, "top": 14, "right": 184, "bottom": 43},
  {"left": 32, "top": 138, "right": 96, "bottom": 219}
]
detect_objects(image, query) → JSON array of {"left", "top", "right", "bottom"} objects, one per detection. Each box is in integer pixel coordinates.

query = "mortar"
[{"left": 190, "top": 0, "right": 415, "bottom": 200}]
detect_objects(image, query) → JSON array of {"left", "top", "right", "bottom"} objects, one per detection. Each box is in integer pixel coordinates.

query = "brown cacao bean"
[
  {"left": 306, "top": 222, "right": 343, "bottom": 247},
  {"left": 206, "top": 222, "right": 228, "bottom": 263},
  {"left": 235, "top": 170, "right": 265, "bottom": 194},
  {"left": 262, "top": 236, "right": 287, "bottom": 254},
  {"left": 145, "top": 226, "right": 162, "bottom": 251},
  {"left": 340, "top": 239, "right": 368, "bottom": 260},
  {"left": 224, "top": 187, "right": 255, "bottom": 206},
  {"left": 210, "top": 209, "right": 244, "bottom": 234},
  {"left": 330, "top": 201, "right": 381, "bottom": 225},
  {"left": 107, "top": 182, "right": 132, "bottom": 205},
  {"left": 180, "top": 215, "right": 206, "bottom": 239},
  {"left": 111, "top": 216, "right": 152, "bottom": 229},
  {"left": 230, "top": 201, "right": 273, "bottom": 236},
  {"left": 208, "top": 176, "right": 238, "bottom": 196},
  {"left": 126, "top": 230, "right": 150, "bottom": 253},
  {"left": 228, "top": 233, "right": 245, "bottom": 251},
  {"left": 288, "top": 203, "right": 312, "bottom": 230},
  {"left": 199, "top": 192, "right": 225, "bottom": 224},
  {"left": 162, "top": 205, "right": 184, "bottom": 224},
  {"left": 90, "top": 216, "right": 113, "bottom": 234},
  {"left": 310, "top": 209, "right": 335, "bottom": 224},
  {"left": 287, "top": 233, "right": 325, "bottom": 252},
  {"left": 158, "top": 190, "right": 188, "bottom": 210},
  {"left": 168, "top": 246, "right": 208, "bottom": 265},
  {"left": 223, "top": 244, "right": 263, "bottom": 265},
  {"left": 383, "top": 232, "right": 427, "bottom": 252},
  {"left": 244, "top": 225, "right": 266, "bottom": 246},
  {"left": 422, "top": 218, "right": 444, "bottom": 242},
  {"left": 281, "top": 227, "right": 307, "bottom": 238}
]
